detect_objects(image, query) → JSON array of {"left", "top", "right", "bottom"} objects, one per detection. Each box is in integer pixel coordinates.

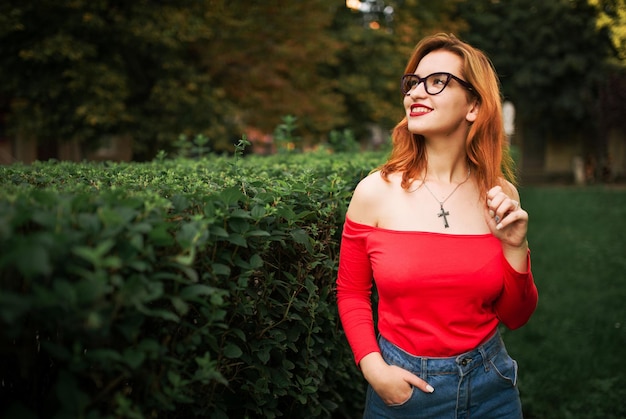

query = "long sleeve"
[
  {"left": 494, "top": 250, "right": 538, "bottom": 329},
  {"left": 336, "top": 219, "right": 380, "bottom": 365}
]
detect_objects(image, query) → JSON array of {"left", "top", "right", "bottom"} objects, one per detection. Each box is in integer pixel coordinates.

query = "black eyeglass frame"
[{"left": 401, "top": 72, "right": 475, "bottom": 96}]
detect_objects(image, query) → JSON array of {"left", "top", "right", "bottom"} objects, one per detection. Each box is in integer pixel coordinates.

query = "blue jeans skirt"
[{"left": 363, "top": 330, "right": 523, "bottom": 419}]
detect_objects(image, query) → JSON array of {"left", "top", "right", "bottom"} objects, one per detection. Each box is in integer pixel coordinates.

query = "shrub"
[{"left": 0, "top": 151, "right": 384, "bottom": 418}]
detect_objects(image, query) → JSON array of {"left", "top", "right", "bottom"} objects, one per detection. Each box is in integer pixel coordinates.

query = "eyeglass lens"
[{"left": 402, "top": 73, "right": 451, "bottom": 95}]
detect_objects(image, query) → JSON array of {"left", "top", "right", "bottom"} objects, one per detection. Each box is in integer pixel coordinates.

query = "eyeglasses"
[{"left": 401, "top": 72, "right": 475, "bottom": 96}]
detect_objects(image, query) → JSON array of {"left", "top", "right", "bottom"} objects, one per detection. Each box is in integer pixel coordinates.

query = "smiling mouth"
[{"left": 410, "top": 104, "right": 432, "bottom": 116}]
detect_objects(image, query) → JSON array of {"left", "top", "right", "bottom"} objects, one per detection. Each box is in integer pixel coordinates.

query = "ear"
[{"left": 466, "top": 99, "right": 480, "bottom": 123}]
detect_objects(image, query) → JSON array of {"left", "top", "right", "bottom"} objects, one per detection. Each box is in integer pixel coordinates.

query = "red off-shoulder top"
[{"left": 336, "top": 217, "right": 538, "bottom": 365}]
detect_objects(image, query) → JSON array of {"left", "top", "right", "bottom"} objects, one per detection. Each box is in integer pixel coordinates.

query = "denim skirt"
[{"left": 363, "top": 330, "right": 523, "bottom": 419}]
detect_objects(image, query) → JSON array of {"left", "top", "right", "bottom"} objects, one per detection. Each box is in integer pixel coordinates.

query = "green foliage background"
[
  {"left": 3, "top": 0, "right": 623, "bottom": 161},
  {"left": 0, "top": 151, "right": 383, "bottom": 418},
  {"left": 508, "top": 186, "right": 626, "bottom": 419},
  {"left": 1, "top": 152, "right": 625, "bottom": 418}
]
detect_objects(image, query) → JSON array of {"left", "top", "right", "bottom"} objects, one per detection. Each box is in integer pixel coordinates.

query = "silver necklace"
[{"left": 421, "top": 168, "right": 471, "bottom": 228}]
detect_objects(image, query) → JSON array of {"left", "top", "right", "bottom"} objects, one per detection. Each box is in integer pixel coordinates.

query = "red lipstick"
[{"left": 410, "top": 103, "right": 433, "bottom": 117}]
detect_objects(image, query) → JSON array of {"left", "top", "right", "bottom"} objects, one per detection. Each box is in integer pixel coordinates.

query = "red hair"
[{"left": 380, "top": 33, "right": 515, "bottom": 196}]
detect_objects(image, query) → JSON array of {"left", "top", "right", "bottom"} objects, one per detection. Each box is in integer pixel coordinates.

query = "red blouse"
[{"left": 336, "top": 217, "right": 538, "bottom": 365}]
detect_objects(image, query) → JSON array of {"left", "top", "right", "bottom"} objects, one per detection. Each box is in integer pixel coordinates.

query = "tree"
[
  {"left": 326, "top": 0, "right": 465, "bottom": 143},
  {"left": 592, "top": 0, "right": 626, "bottom": 59},
  {"left": 455, "top": 0, "right": 618, "bottom": 173},
  {"left": 0, "top": 1, "right": 346, "bottom": 159},
  {"left": 201, "top": 1, "right": 345, "bottom": 146},
  {"left": 592, "top": 0, "right": 626, "bottom": 146},
  {"left": 0, "top": 1, "right": 472, "bottom": 159},
  {"left": 0, "top": 0, "right": 228, "bottom": 159}
]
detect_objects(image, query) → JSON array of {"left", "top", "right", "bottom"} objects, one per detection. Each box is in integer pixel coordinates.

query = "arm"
[
  {"left": 485, "top": 182, "right": 538, "bottom": 328},
  {"left": 485, "top": 182, "right": 529, "bottom": 271},
  {"left": 494, "top": 250, "right": 538, "bottom": 329},
  {"left": 337, "top": 218, "right": 434, "bottom": 401},
  {"left": 336, "top": 217, "right": 379, "bottom": 364},
  {"left": 337, "top": 174, "right": 434, "bottom": 403}
]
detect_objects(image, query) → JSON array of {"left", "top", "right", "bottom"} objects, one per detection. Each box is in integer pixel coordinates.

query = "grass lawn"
[{"left": 503, "top": 185, "right": 626, "bottom": 419}]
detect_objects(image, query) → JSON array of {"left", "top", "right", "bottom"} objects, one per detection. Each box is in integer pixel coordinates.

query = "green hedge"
[{"left": 0, "top": 151, "right": 384, "bottom": 418}]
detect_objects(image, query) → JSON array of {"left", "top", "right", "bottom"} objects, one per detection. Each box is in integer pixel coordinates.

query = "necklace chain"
[
  {"left": 421, "top": 167, "right": 471, "bottom": 206},
  {"left": 420, "top": 168, "right": 471, "bottom": 228}
]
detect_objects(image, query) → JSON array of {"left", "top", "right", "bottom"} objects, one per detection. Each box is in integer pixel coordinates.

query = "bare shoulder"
[
  {"left": 346, "top": 170, "right": 390, "bottom": 226},
  {"left": 500, "top": 178, "right": 521, "bottom": 201}
]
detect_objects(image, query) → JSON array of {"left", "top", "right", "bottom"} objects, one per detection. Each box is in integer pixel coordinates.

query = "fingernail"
[
  {"left": 496, "top": 223, "right": 503, "bottom": 230},
  {"left": 495, "top": 215, "right": 501, "bottom": 223},
  {"left": 489, "top": 210, "right": 495, "bottom": 217},
  {"left": 426, "top": 384, "right": 435, "bottom": 393}
]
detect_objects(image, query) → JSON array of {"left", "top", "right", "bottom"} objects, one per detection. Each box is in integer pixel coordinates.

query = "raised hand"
[{"left": 485, "top": 184, "right": 528, "bottom": 248}]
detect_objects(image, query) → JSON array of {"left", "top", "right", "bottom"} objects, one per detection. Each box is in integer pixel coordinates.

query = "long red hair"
[{"left": 380, "top": 33, "right": 515, "bottom": 197}]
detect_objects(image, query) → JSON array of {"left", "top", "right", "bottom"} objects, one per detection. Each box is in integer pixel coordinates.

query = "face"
[{"left": 403, "top": 50, "right": 478, "bottom": 140}]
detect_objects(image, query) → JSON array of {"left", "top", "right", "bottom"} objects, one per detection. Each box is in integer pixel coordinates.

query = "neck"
[
  {"left": 423, "top": 152, "right": 469, "bottom": 184},
  {"left": 421, "top": 132, "right": 470, "bottom": 183}
]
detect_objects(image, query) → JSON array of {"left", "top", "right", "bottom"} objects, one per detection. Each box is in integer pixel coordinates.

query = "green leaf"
[
  {"left": 220, "top": 187, "right": 245, "bottom": 207},
  {"left": 211, "top": 263, "right": 231, "bottom": 277},
  {"left": 227, "top": 233, "right": 247, "bottom": 247},
  {"left": 13, "top": 242, "right": 52, "bottom": 278},
  {"left": 174, "top": 251, "right": 195, "bottom": 266},
  {"left": 230, "top": 328, "right": 247, "bottom": 342},
  {"left": 228, "top": 218, "right": 249, "bottom": 234},
  {"left": 98, "top": 206, "right": 137, "bottom": 227},
  {"left": 171, "top": 194, "right": 190, "bottom": 212},
  {"left": 246, "top": 229, "right": 270, "bottom": 237},
  {"left": 249, "top": 253, "right": 263, "bottom": 269},
  {"left": 289, "top": 228, "right": 308, "bottom": 243},
  {"left": 282, "top": 359, "right": 295, "bottom": 370},
  {"left": 72, "top": 239, "right": 116, "bottom": 267},
  {"left": 251, "top": 205, "right": 266, "bottom": 218},
  {"left": 256, "top": 348, "right": 270, "bottom": 364},
  {"left": 209, "top": 225, "right": 229, "bottom": 237},
  {"left": 122, "top": 348, "right": 146, "bottom": 369},
  {"left": 290, "top": 228, "right": 312, "bottom": 252},
  {"left": 171, "top": 296, "right": 189, "bottom": 315},
  {"left": 86, "top": 349, "right": 122, "bottom": 363},
  {"left": 137, "top": 338, "right": 161, "bottom": 353},
  {"left": 139, "top": 307, "right": 179, "bottom": 322},
  {"left": 230, "top": 208, "right": 251, "bottom": 219},
  {"left": 176, "top": 221, "right": 205, "bottom": 248},
  {"left": 179, "top": 284, "right": 219, "bottom": 300},
  {"left": 223, "top": 343, "right": 243, "bottom": 359},
  {"left": 148, "top": 223, "right": 174, "bottom": 246}
]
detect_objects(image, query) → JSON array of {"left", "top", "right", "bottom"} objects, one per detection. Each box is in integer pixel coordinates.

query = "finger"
[
  {"left": 497, "top": 206, "right": 528, "bottom": 231},
  {"left": 495, "top": 209, "right": 518, "bottom": 230},
  {"left": 484, "top": 204, "right": 500, "bottom": 231},
  {"left": 493, "top": 198, "right": 519, "bottom": 230},
  {"left": 486, "top": 187, "right": 507, "bottom": 207},
  {"left": 488, "top": 193, "right": 519, "bottom": 224},
  {"left": 486, "top": 185, "right": 503, "bottom": 199},
  {"left": 404, "top": 372, "right": 434, "bottom": 393},
  {"left": 494, "top": 199, "right": 517, "bottom": 226},
  {"left": 499, "top": 197, "right": 518, "bottom": 217},
  {"left": 487, "top": 192, "right": 508, "bottom": 221}
]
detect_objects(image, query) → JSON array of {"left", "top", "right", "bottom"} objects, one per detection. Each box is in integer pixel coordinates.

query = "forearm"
[
  {"left": 495, "top": 248, "right": 538, "bottom": 329},
  {"left": 501, "top": 239, "right": 529, "bottom": 273},
  {"left": 359, "top": 351, "right": 385, "bottom": 380}
]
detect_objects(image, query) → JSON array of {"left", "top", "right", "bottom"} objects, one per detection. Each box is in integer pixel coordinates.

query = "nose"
[{"left": 407, "top": 80, "right": 427, "bottom": 97}]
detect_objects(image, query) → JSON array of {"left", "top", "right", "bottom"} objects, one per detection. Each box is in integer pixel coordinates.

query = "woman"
[{"left": 336, "top": 33, "right": 538, "bottom": 418}]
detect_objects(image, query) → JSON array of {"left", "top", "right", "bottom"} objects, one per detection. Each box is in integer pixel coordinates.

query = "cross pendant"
[{"left": 437, "top": 204, "right": 450, "bottom": 228}]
